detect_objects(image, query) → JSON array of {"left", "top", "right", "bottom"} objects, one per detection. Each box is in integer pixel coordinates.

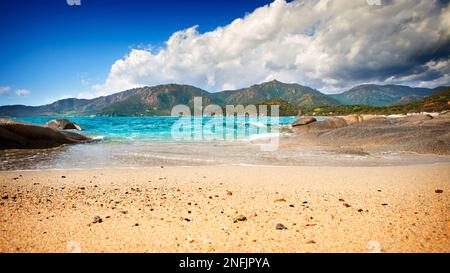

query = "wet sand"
[{"left": 0, "top": 164, "right": 449, "bottom": 253}]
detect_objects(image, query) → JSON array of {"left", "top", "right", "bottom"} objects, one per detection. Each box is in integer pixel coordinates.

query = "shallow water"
[
  {"left": 2, "top": 116, "right": 450, "bottom": 170},
  {"left": 9, "top": 116, "right": 300, "bottom": 142},
  {"left": 2, "top": 139, "right": 450, "bottom": 171}
]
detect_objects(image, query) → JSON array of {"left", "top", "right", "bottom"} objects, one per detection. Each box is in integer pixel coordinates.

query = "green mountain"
[
  {"left": 254, "top": 98, "right": 300, "bottom": 116},
  {"left": 0, "top": 84, "right": 217, "bottom": 116},
  {"left": 214, "top": 80, "right": 339, "bottom": 107},
  {"left": 330, "top": 84, "right": 437, "bottom": 106},
  {"left": 0, "top": 81, "right": 447, "bottom": 116},
  {"left": 307, "top": 87, "right": 450, "bottom": 116},
  {"left": 0, "top": 81, "right": 339, "bottom": 116}
]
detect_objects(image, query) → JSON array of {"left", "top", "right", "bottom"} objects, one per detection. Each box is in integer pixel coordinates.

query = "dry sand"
[{"left": 0, "top": 164, "right": 449, "bottom": 253}]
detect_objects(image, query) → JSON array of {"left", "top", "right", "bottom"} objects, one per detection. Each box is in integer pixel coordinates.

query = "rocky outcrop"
[
  {"left": 0, "top": 119, "right": 92, "bottom": 150},
  {"left": 291, "top": 114, "right": 450, "bottom": 155},
  {"left": 293, "top": 117, "right": 348, "bottom": 133},
  {"left": 341, "top": 114, "right": 382, "bottom": 125},
  {"left": 291, "top": 116, "right": 316, "bottom": 127},
  {"left": 46, "top": 119, "right": 82, "bottom": 130}
]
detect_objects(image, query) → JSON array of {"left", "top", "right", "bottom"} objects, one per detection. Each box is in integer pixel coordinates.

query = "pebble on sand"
[
  {"left": 276, "top": 223, "right": 288, "bottom": 230},
  {"left": 92, "top": 215, "right": 103, "bottom": 224},
  {"left": 275, "top": 198, "right": 286, "bottom": 202},
  {"left": 233, "top": 215, "right": 247, "bottom": 223},
  {"left": 435, "top": 189, "right": 443, "bottom": 193}
]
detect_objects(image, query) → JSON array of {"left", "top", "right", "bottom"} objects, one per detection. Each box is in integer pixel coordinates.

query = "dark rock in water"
[
  {"left": 292, "top": 116, "right": 316, "bottom": 127},
  {"left": 276, "top": 223, "right": 287, "bottom": 230},
  {"left": 0, "top": 118, "right": 92, "bottom": 150},
  {"left": 46, "top": 119, "right": 82, "bottom": 130}
]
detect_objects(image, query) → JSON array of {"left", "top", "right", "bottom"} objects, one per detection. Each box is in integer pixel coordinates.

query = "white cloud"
[
  {"left": 94, "top": 0, "right": 450, "bottom": 95},
  {"left": 15, "top": 89, "right": 31, "bottom": 96},
  {"left": 0, "top": 87, "right": 32, "bottom": 97},
  {"left": 0, "top": 86, "right": 11, "bottom": 95}
]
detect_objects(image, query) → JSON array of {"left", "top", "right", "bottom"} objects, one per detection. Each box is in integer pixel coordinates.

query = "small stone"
[
  {"left": 305, "top": 240, "right": 316, "bottom": 244},
  {"left": 338, "top": 198, "right": 345, "bottom": 202},
  {"left": 276, "top": 223, "right": 287, "bottom": 230},
  {"left": 289, "top": 204, "right": 295, "bottom": 208},
  {"left": 184, "top": 218, "right": 191, "bottom": 222},
  {"left": 61, "top": 176, "right": 66, "bottom": 178},
  {"left": 343, "top": 203, "right": 351, "bottom": 207},
  {"left": 435, "top": 189, "right": 443, "bottom": 193},
  {"left": 382, "top": 203, "right": 388, "bottom": 206},
  {"left": 1, "top": 195, "right": 8, "bottom": 200},
  {"left": 275, "top": 198, "right": 286, "bottom": 202},
  {"left": 227, "top": 191, "right": 233, "bottom": 196},
  {"left": 358, "top": 209, "right": 363, "bottom": 212},
  {"left": 92, "top": 215, "right": 103, "bottom": 224},
  {"left": 233, "top": 215, "right": 247, "bottom": 223}
]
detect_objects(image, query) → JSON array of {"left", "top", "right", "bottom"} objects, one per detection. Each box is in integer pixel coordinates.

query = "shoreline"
[
  {"left": 1, "top": 164, "right": 449, "bottom": 253},
  {"left": 1, "top": 160, "right": 450, "bottom": 172}
]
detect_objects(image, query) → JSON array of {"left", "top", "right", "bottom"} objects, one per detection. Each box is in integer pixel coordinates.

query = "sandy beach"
[{"left": 0, "top": 164, "right": 448, "bottom": 253}]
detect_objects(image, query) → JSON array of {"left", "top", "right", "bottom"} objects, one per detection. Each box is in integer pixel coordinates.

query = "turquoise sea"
[{"left": 10, "top": 116, "right": 300, "bottom": 142}]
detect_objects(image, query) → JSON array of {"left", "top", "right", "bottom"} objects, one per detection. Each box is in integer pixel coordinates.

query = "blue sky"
[
  {"left": 0, "top": 0, "right": 274, "bottom": 106},
  {"left": 1, "top": 0, "right": 449, "bottom": 106}
]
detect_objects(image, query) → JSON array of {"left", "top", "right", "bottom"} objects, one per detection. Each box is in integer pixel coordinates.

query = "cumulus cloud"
[
  {"left": 94, "top": 0, "right": 450, "bottom": 95},
  {"left": 15, "top": 89, "right": 31, "bottom": 96}
]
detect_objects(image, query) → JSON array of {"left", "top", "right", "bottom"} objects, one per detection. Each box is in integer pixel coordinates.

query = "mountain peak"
[{"left": 265, "top": 79, "right": 283, "bottom": 84}]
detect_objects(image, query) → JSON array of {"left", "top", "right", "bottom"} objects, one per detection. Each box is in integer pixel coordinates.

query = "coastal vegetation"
[{"left": 301, "top": 87, "right": 450, "bottom": 116}]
